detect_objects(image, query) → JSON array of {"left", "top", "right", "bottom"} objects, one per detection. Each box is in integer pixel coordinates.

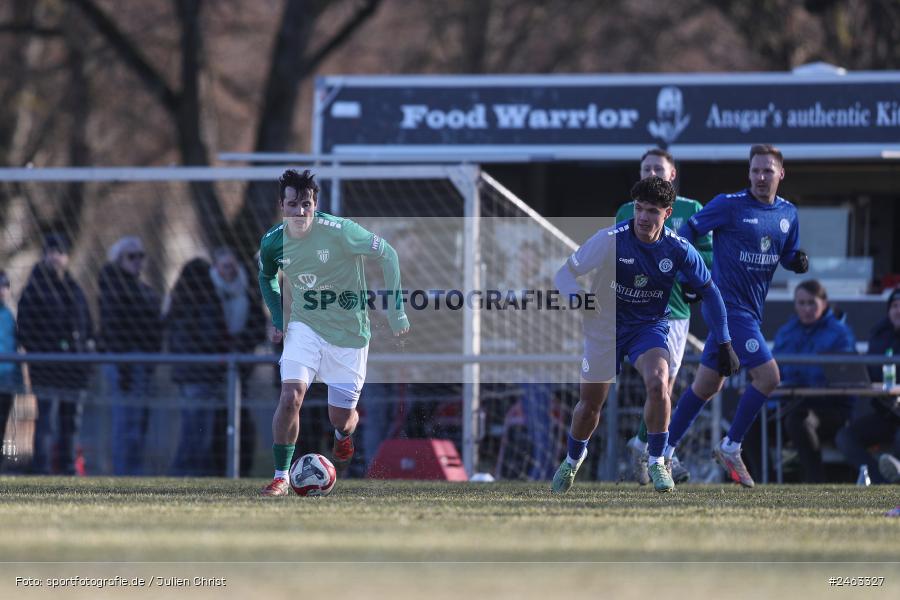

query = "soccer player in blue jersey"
[
  {"left": 666, "top": 144, "right": 809, "bottom": 488},
  {"left": 551, "top": 177, "right": 740, "bottom": 493}
]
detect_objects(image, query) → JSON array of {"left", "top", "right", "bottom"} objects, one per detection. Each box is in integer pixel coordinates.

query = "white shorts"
[
  {"left": 280, "top": 321, "right": 368, "bottom": 409},
  {"left": 666, "top": 318, "right": 690, "bottom": 380}
]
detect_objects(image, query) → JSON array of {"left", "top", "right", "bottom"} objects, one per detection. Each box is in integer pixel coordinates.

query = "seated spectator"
[
  {"left": 773, "top": 280, "right": 856, "bottom": 483},
  {"left": 836, "top": 287, "right": 900, "bottom": 483},
  {"left": 98, "top": 236, "right": 162, "bottom": 476}
]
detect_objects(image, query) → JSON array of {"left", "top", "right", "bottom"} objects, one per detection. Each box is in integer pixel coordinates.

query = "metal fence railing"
[{"left": 1, "top": 352, "right": 897, "bottom": 480}]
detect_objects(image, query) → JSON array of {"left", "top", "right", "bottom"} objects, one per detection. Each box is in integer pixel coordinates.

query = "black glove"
[
  {"left": 717, "top": 341, "right": 741, "bottom": 377},
  {"left": 681, "top": 284, "right": 702, "bottom": 304},
  {"left": 786, "top": 250, "right": 809, "bottom": 274}
]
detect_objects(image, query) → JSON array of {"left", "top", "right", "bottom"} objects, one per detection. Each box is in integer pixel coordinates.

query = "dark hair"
[
  {"left": 888, "top": 287, "right": 900, "bottom": 310},
  {"left": 630, "top": 176, "right": 675, "bottom": 209},
  {"left": 43, "top": 232, "right": 70, "bottom": 254},
  {"left": 640, "top": 147, "right": 674, "bottom": 166},
  {"left": 750, "top": 144, "right": 784, "bottom": 166},
  {"left": 0, "top": 270, "right": 8, "bottom": 288},
  {"left": 278, "top": 169, "right": 319, "bottom": 203},
  {"left": 795, "top": 279, "right": 827, "bottom": 301},
  {"left": 171, "top": 258, "right": 217, "bottom": 306}
]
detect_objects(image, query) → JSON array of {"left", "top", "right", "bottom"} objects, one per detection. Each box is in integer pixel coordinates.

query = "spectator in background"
[
  {"left": 772, "top": 279, "right": 856, "bottom": 483},
  {"left": 209, "top": 247, "right": 266, "bottom": 476},
  {"left": 98, "top": 236, "right": 162, "bottom": 476},
  {"left": 0, "top": 271, "right": 20, "bottom": 467},
  {"left": 18, "top": 234, "right": 94, "bottom": 475},
  {"left": 836, "top": 287, "right": 900, "bottom": 483},
  {"left": 167, "top": 258, "right": 229, "bottom": 476}
]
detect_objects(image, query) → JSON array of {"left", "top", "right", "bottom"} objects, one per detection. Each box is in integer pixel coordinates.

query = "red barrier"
[{"left": 367, "top": 439, "right": 468, "bottom": 481}]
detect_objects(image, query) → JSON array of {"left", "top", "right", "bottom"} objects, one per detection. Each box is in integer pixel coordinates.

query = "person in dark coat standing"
[
  {"left": 98, "top": 236, "right": 162, "bottom": 475},
  {"left": 17, "top": 234, "right": 94, "bottom": 475},
  {"left": 208, "top": 247, "right": 266, "bottom": 476},
  {"left": 167, "top": 258, "right": 229, "bottom": 476}
]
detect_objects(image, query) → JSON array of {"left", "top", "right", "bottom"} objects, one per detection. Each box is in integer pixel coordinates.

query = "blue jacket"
[
  {"left": 773, "top": 307, "right": 856, "bottom": 388},
  {"left": 0, "top": 304, "right": 19, "bottom": 391}
]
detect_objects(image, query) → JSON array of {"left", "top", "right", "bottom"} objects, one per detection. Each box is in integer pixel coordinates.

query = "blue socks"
[
  {"left": 566, "top": 433, "right": 589, "bottom": 465},
  {"left": 667, "top": 387, "right": 707, "bottom": 448},
  {"left": 727, "top": 385, "right": 768, "bottom": 443},
  {"left": 646, "top": 431, "right": 668, "bottom": 464}
]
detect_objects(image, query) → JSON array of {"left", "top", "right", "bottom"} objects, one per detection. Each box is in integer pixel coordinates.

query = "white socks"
[
  {"left": 274, "top": 469, "right": 288, "bottom": 480},
  {"left": 721, "top": 436, "right": 741, "bottom": 453},
  {"left": 566, "top": 448, "right": 587, "bottom": 467}
]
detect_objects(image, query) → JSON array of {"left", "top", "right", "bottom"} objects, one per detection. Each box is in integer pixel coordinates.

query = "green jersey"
[
  {"left": 615, "top": 196, "right": 713, "bottom": 320},
  {"left": 258, "top": 212, "right": 408, "bottom": 348}
]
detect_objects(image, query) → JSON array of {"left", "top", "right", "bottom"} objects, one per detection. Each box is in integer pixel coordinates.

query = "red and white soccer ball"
[{"left": 289, "top": 453, "right": 337, "bottom": 497}]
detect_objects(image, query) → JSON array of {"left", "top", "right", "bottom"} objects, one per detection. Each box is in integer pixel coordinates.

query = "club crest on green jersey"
[{"left": 317, "top": 249, "right": 330, "bottom": 263}]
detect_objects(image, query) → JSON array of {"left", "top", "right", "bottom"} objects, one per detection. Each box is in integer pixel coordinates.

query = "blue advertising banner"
[{"left": 313, "top": 73, "right": 900, "bottom": 160}]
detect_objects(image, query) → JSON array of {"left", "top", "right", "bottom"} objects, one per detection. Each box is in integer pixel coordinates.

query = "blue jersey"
[
  {"left": 680, "top": 189, "right": 800, "bottom": 323},
  {"left": 566, "top": 220, "right": 711, "bottom": 330}
]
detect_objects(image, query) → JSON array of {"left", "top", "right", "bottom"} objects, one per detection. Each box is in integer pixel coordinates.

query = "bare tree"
[{"left": 235, "top": 0, "right": 382, "bottom": 259}]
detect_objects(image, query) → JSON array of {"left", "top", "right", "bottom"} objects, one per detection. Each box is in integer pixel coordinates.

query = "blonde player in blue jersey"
[
  {"left": 667, "top": 144, "right": 809, "bottom": 487},
  {"left": 552, "top": 177, "right": 740, "bottom": 493},
  {"left": 257, "top": 169, "right": 409, "bottom": 496}
]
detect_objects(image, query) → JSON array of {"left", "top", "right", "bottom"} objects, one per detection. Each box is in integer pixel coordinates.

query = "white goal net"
[{"left": 1, "top": 164, "right": 619, "bottom": 480}]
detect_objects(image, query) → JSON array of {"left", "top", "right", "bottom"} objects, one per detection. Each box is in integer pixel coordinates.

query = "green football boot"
[
  {"left": 648, "top": 462, "right": 675, "bottom": 493},
  {"left": 551, "top": 451, "right": 586, "bottom": 494}
]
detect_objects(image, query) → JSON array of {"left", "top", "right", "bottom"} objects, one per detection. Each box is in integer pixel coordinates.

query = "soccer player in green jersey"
[
  {"left": 258, "top": 169, "right": 409, "bottom": 496},
  {"left": 616, "top": 149, "right": 713, "bottom": 486}
]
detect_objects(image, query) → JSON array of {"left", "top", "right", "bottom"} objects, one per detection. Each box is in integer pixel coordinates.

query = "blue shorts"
[
  {"left": 582, "top": 320, "right": 670, "bottom": 382},
  {"left": 701, "top": 312, "right": 772, "bottom": 371}
]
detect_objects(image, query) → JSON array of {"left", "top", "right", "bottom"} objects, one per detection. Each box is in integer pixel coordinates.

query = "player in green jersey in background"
[
  {"left": 258, "top": 169, "right": 409, "bottom": 496},
  {"left": 616, "top": 149, "right": 713, "bottom": 485}
]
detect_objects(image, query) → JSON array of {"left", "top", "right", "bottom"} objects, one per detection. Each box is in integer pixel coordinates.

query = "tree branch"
[
  {"left": 0, "top": 23, "right": 62, "bottom": 37},
  {"left": 69, "top": 0, "right": 180, "bottom": 113},
  {"left": 297, "top": 0, "right": 382, "bottom": 79}
]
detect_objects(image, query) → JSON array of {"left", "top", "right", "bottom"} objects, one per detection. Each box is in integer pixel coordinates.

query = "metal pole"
[
  {"left": 602, "top": 383, "right": 619, "bottom": 480},
  {"left": 711, "top": 391, "right": 723, "bottom": 483},
  {"left": 225, "top": 356, "right": 241, "bottom": 479},
  {"left": 761, "top": 403, "right": 768, "bottom": 484},
  {"left": 460, "top": 167, "right": 481, "bottom": 477},
  {"left": 776, "top": 399, "right": 783, "bottom": 484},
  {"left": 331, "top": 173, "right": 342, "bottom": 215}
]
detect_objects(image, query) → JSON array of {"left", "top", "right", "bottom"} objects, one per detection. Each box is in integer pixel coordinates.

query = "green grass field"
[{"left": 1, "top": 477, "right": 898, "bottom": 598}]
